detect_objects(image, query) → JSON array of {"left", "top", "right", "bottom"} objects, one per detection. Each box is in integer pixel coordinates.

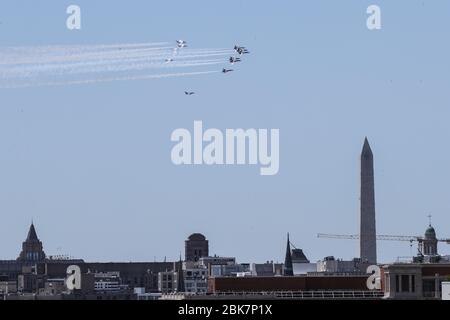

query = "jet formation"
[{"left": 170, "top": 41, "right": 250, "bottom": 95}]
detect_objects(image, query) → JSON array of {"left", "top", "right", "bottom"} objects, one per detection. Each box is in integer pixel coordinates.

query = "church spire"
[
  {"left": 18, "top": 222, "right": 46, "bottom": 262},
  {"left": 26, "top": 222, "right": 39, "bottom": 242},
  {"left": 177, "top": 254, "right": 185, "bottom": 293},
  {"left": 284, "top": 233, "right": 294, "bottom": 276}
]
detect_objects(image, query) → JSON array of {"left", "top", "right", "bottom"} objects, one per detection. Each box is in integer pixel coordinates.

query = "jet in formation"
[
  {"left": 234, "top": 45, "right": 250, "bottom": 55},
  {"left": 176, "top": 40, "right": 188, "bottom": 48},
  {"left": 229, "top": 57, "right": 241, "bottom": 64}
]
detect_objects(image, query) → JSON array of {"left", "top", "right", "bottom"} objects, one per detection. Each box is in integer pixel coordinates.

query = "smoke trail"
[
  {"left": 0, "top": 48, "right": 232, "bottom": 69},
  {"left": 0, "top": 70, "right": 220, "bottom": 89},
  {"left": 0, "top": 42, "right": 236, "bottom": 88},
  {"left": 1, "top": 50, "right": 231, "bottom": 76},
  {"left": 0, "top": 46, "right": 175, "bottom": 65},
  {"left": 0, "top": 46, "right": 233, "bottom": 66},
  {"left": 2, "top": 59, "right": 225, "bottom": 78}
]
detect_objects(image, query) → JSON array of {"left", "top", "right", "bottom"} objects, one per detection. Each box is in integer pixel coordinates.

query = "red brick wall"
[
  {"left": 421, "top": 266, "right": 450, "bottom": 277},
  {"left": 208, "top": 276, "right": 368, "bottom": 293}
]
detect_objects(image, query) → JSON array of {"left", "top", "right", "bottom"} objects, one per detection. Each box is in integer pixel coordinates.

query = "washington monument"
[{"left": 360, "top": 138, "right": 377, "bottom": 264}]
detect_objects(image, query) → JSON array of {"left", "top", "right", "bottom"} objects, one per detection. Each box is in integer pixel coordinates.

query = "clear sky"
[{"left": 0, "top": 0, "right": 449, "bottom": 263}]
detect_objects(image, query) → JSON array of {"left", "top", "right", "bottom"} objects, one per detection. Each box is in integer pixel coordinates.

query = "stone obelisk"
[{"left": 360, "top": 138, "right": 377, "bottom": 264}]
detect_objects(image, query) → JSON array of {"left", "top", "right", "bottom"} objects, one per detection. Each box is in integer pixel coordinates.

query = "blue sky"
[{"left": 0, "top": 1, "right": 449, "bottom": 263}]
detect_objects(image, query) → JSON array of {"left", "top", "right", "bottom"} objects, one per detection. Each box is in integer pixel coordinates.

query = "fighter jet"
[
  {"left": 184, "top": 91, "right": 195, "bottom": 95},
  {"left": 222, "top": 68, "right": 234, "bottom": 73},
  {"left": 229, "top": 57, "right": 241, "bottom": 64},
  {"left": 234, "top": 45, "right": 249, "bottom": 55},
  {"left": 176, "top": 40, "right": 188, "bottom": 48}
]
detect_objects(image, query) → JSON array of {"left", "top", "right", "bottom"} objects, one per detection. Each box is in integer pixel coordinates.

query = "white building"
[
  {"left": 184, "top": 265, "right": 208, "bottom": 294},
  {"left": 199, "top": 256, "right": 236, "bottom": 267},
  {"left": 94, "top": 271, "right": 123, "bottom": 292},
  {"left": 316, "top": 257, "right": 369, "bottom": 274},
  {"left": 210, "top": 264, "right": 249, "bottom": 277},
  {"left": 293, "top": 263, "right": 317, "bottom": 275},
  {"left": 134, "top": 287, "right": 162, "bottom": 300}
]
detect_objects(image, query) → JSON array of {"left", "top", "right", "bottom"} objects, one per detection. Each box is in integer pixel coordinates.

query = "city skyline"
[{"left": 1, "top": 1, "right": 450, "bottom": 264}]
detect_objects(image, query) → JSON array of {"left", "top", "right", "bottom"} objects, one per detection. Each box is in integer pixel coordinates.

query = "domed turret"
[
  {"left": 185, "top": 233, "right": 208, "bottom": 262},
  {"left": 421, "top": 224, "right": 438, "bottom": 256},
  {"left": 188, "top": 233, "right": 206, "bottom": 241},
  {"left": 425, "top": 225, "right": 436, "bottom": 239}
]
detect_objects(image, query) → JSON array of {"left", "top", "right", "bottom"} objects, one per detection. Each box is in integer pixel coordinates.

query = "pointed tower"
[
  {"left": 17, "top": 223, "right": 46, "bottom": 263},
  {"left": 360, "top": 138, "right": 377, "bottom": 264},
  {"left": 176, "top": 254, "right": 185, "bottom": 293},
  {"left": 284, "top": 233, "right": 294, "bottom": 276}
]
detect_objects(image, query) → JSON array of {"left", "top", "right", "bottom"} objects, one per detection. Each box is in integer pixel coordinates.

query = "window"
[
  {"left": 395, "top": 275, "right": 400, "bottom": 292},
  {"left": 401, "top": 275, "right": 409, "bottom": 293},
  {"left": 411, "top": 276, "right": 415, "bottom": 293}
]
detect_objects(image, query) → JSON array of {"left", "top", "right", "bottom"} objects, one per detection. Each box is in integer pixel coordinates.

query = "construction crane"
[
  {"left": 317, "top": 233, "right": 450, "bottom": 244},
  {"left": 317, "top": 233, "right": 450, "bottom": 256}
]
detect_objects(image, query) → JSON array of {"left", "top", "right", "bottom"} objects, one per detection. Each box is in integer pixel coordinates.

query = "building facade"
[{"left": 185, "top": 233, "right": 209, "bottom": 262}]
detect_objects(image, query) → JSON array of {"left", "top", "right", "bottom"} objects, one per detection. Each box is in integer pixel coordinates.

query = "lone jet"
[
  {"left": 229, "top": 57, "right": 241, "bottom": 64},
  {"left": 222, "top": 68, "right": 234, "bottom": 73},
  {"left": 184, "top": 91, "right": 195, "bottom": 95}
]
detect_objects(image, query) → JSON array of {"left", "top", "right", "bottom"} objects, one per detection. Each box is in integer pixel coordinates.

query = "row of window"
[{"left": 394, "top": 275, "right": 416, "bottom": 293}]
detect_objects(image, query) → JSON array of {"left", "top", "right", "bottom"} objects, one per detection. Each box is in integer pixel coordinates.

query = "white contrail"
[
  {"left": 60, "top": 59, "right": 226, "bottom": 75},
  {"left": 0, "top": 48, "right": 231, "bottom": 72},
  {"left": 0, "top": 48, "right": 232, "bottom": 68},
  {"left": 1, "top": 54, "right": 226, "bottom": 76},
  {"left": 0, "top": 46, "right": 232, "bottom": 66},
  {"left": 0, "top": 42, "right": 170, "bottom": 55},
  {"left": 0, "top": 46, "right": 174, "bottom": 65},
  {"left": 0, "top": 45, "right": 171, "bottom": 62},
  {"left": 0, "top": 42, "right": 237, "bottom": 88},
  {"left": 3, "top": 59, "right": 225, "bottom": 78},
  {"left": 0, "top": 70, "right": 220, "bottom": 89}
]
